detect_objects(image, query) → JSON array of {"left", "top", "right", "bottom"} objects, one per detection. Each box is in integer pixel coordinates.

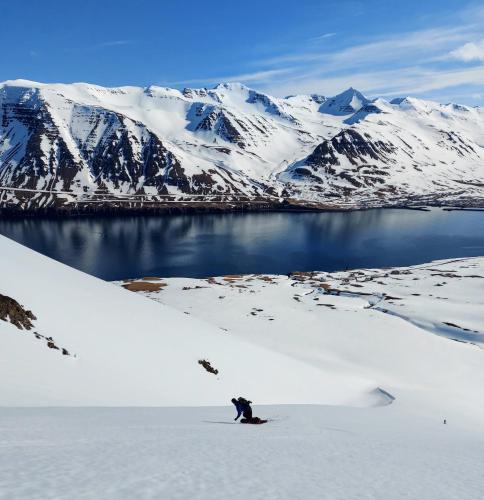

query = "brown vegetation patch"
[{"left": 122, "top": 281, "right": 166, "bottom": 292}]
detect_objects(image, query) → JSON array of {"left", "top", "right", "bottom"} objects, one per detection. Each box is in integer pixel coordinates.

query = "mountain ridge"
[{"left": 1, "top": 79, "right": 483, "bottom": 213}]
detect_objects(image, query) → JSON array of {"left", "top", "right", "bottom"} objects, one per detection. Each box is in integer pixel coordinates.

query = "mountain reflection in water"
[{"left": 0, "top": 209, "right": 483, "bottom": 280}]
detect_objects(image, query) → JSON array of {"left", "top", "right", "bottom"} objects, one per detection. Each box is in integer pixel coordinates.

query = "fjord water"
[{"left": 0, "top": 209, "right": 483, "bottom": 280}]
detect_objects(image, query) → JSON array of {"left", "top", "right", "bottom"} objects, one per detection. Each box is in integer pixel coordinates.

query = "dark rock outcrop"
[{"left": 0, "top": 293, "right": 36, "bottom": 330}]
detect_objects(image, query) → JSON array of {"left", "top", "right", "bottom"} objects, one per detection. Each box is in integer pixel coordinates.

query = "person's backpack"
[{"left": 237, "top": 397, "right": 252, "bottom": 408}]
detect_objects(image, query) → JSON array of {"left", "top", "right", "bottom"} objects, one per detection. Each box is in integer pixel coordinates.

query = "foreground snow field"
[{"left": 1, "top": 406, "right": 484, "bottom": 500}]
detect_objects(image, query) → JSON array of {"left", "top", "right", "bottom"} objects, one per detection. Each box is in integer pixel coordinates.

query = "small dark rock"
[{"left": 198, "top": 359, "right": 219, "bottom": 375}]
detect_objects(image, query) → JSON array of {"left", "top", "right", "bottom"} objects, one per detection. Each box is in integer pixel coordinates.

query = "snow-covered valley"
[
  {"left": 1, "top": 80, "right": 484, "bottom": 213},
  {"left": 1, "top": 235, "right": 484, "bottom": 499}
]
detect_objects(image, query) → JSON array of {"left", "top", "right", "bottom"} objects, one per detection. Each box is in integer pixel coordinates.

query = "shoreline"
[{"left": 1, "top": 197, "right": 484, "bottom": 219}]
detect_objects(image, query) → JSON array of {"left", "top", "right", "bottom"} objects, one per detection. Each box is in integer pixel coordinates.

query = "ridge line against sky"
[{"left": 1, "top": 0, "right": 483, "bottom": 105}]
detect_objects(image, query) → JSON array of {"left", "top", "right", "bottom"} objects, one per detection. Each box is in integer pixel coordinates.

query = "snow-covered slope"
[
  {"left": 0, "top": 234, "right": 388, "bottom": 407},
  {"left": 1, "top": 79, "right": 483, "bottom": 211},
  {"left": 1, "top": 237, "right": 484, "bottom": 499},
  {"left": 1, "top": 234, "right": 483, "bottom": 431}
]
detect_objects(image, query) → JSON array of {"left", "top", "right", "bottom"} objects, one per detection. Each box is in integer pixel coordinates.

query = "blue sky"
[{"left": 1, "top": 0, "right": 484, "bottom": 104}]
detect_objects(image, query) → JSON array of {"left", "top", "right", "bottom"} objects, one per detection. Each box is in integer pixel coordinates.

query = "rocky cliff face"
[{"left": 1, "top": 80, "right": 483, "bottom": 211}]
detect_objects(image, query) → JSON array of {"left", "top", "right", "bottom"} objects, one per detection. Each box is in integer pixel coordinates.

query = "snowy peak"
[
  {"left": 319, "top": 88, "right": 370, "bottom": 116},
  {"left": 212, "top": 82, "right": 250, "bottom": 93}
]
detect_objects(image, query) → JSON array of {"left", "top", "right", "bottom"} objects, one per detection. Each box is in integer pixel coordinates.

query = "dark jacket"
[{"left": 232, "top": 397, "right": 252, "bottom": 420}]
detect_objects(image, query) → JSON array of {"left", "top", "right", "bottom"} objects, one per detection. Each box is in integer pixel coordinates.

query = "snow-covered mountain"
[{"left": 1, "top": 79, "right": 484, "bottom": 211}]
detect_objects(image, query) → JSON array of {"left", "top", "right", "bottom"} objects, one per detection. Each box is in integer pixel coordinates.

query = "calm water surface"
[{"left": 0, "top": 209, "right": 483, "bottom": 280}]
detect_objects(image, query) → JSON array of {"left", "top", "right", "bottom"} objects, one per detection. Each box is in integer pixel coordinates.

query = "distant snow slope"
[{"left": 1, "top": 79, "right": 484, "bottom": 210}]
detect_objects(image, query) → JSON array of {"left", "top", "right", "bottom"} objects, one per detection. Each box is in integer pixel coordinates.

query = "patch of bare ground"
[
  {"left": 290, "top": 271, "right": 318, "bottom": 280},
  {"left": 0, "top": 293, "right": 36, "bottom": 330},
  {"left": 122, "top": 281, "right": 167, "bottom": 292},
  {"left": 141, "top": 276, "right": 162, "bottom": 281}
]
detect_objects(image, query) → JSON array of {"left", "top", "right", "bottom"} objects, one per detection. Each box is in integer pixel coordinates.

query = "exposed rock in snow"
[{"left": 0, "top": 293, "right": 36, "bottom": 330}]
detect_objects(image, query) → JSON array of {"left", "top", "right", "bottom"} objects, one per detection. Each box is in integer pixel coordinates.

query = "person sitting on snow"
[
  {"left": 232, "top": 397, "right": 252, "bottom": 421},
  {"left": 231, "top": 397, "right": 266, "bottom": 424}
]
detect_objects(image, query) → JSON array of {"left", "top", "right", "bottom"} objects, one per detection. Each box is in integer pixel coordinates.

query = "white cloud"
[
  {"left": 64, "top": 40, "right": 134, "bottom": 54},
  {"left": 217, "top": 68, "right": 294, "bottom": 83},
  {"left": 172, "top": 4, "right": 484, "bottom": 104},
  {"left": 169, "top": 68, "right": 293, "bottom": 87},
  {"left": 449, "top": 40, "right": 484, "bottom": 62},
  {"left": 261, "top": 65, "right": 484, "bottom": 102},
  {"left": 261, "top": 26, "right": 472, "bottom": 70},
  {"left": 309, "top": 33, "right": 336, "bottom": 42},
  {"left": 252, "top": 23, "right": 484, "bottom": 102},
  {"left": 96, "top": 40, "right": 132, "bottom": 48}
]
